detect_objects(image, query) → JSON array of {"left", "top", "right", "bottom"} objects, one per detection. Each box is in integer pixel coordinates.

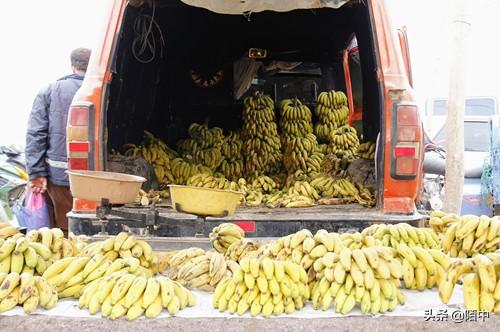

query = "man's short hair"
[{"left": 70, "top": 48, "right": 91, "bottom": 72}]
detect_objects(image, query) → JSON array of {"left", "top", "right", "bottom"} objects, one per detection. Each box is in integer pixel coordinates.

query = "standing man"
[{"left": 25, "top": 48, "right": 91, "bottom": 233}]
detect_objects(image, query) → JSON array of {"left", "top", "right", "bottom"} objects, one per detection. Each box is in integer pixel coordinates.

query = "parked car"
[{"left": 422, "top": 116, "right": 493, "bottom": 216}]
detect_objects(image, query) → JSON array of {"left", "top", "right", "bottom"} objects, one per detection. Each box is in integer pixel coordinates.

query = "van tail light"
[
  {"left": 391, "top": 103, "right": 421, "bottom": 179},
  {"left": 67, "top": 103, "right": 94, "bottom": 170}
]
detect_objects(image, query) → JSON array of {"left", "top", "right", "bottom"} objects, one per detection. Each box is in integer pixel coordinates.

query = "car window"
[
  {"left": 431, "top": 98, "right": 496, "bottom": 116},
  {"left": 433, "top": 121, "right": 490, "bottom": 152}
]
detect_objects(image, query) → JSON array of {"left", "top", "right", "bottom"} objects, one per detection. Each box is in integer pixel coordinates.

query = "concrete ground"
[{"left": 1, "top": 315, "right": 499, "bottom": 332}]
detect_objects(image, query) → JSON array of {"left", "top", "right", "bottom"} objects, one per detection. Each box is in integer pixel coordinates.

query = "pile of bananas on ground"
[
  {"left": 80, "top": 232, "right": 158, "bottom": 273},
  {"left": 439, "top": 252, "right": 500, "bottom": 313},
  {"left": 177, "top": 123, "right": 224, "bottom": 172},
  {"left": 430, "top": 212, "right": 500, "bottom": 257},
  {"left": 0, "top": 272, "right": 58, "bottom": 313},
  {"left": 395, "top": 243, "right": 450, "bottom": 290},
  {"left": 165, "top": 248, "right": 238, "bottom": 291},
  {"left": 213, "top": 258, "right": 309, "bottom": 316},
  {"left": 25, "top": 227, "right": 88, "bottom": 260},
  {"left": 78, "top": 272, "right": 195, "bottom": 319},
  {"left": 326, "top": 125, "right": 360, "bottom": 157},
  {"left": 43, "top": 255, "right": 153, "bottom": 297},
  {"left": 170, "top": 157, "right": 213, "bottom": 185},
  {"left": 124, "top": 131, "right": 178, "bottom": 186},
  {"left": 0, "top": 235, "right": 53, "bottom": 275},
  {"left": 314, "top": 91, "right": 349, "bottom": 142},
  {"left": 283, "top": 134, "right": 321, "bottom": 174},
  {"left": 242, "top": 92, "right": 282, "bottom": 177},
  {"left": 219, "top": 131, "right": 244, "bottom": 180},
  {"left": 361, "top": 223, "right": 440, "bottom": 249},
  {"left": 135, "top": 189, "right": 169, "bottom": 206},
  {"left": 357, "top": 142, "right": 376, "bottom": 160},
  {"left": 209, "top": 223, "right": 246, "bottom": 254},
  {"left": 279, "top": 98, "right": 313, "bottom": 145},
  {"left": 442, "top": 216, "right": 500, "bottom": 257},
  {"left": 310, "top": 246, "right": 405, "bottom": 314}
]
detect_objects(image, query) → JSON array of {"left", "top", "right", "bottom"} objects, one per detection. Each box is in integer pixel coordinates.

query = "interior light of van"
[{"left": 249, "top": 48, "right": 267, "bottom": 59}]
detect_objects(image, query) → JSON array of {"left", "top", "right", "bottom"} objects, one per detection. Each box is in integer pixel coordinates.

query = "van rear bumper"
[{"left": 68, "top": 204, "right": 423, "bottom": 238}]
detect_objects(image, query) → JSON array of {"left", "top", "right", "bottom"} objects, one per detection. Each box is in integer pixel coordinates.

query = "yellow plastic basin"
[{"left": 168, "top": 185, "right": 243, "bottom": 218}]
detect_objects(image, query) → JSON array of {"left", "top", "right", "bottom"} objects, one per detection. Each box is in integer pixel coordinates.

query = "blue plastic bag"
[{"left": 12, "top": 192, "right": 50, "bottom": 230}]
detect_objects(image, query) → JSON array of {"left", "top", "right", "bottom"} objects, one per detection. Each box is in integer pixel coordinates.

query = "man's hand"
[{"left": 30, "top": 177, "right": 47, "bottom": 193}]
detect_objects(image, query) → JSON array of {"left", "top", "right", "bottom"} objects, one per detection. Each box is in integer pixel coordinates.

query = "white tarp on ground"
[
  {"left": 179, "top": 0, "right": 351, "bottom": 15},
  {"left": 0, "top": 286, "right": 468, "bottom": 320}
]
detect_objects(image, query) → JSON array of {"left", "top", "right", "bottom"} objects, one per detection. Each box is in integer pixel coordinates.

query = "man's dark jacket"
[{"left": 26, "top": 74, "right": 84, "bottom": 186}]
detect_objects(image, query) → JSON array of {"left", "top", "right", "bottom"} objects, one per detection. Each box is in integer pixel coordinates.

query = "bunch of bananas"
[
  {"left": 221, "top": 131, "right": 243, "bottom": 160},
  {"left": 124, "top": 131, "right": 178, "bottom": 186},
  {"left": 439, "top": 253, "right": 500, "bottom": 312},
  {"left": 320, "top": 154, "right": 352, "bottom": 178},
  {"left": 277, "top": 193, "right": 315, "bottom": 208},
  {"left": 25, "top": 227, "right": 87, "bottom": 260},
  {"left": 279, "top": 98, "right": 313, "bottom": 145},
  {"left": 187, "top": 123, "right": 224, "bottom": 148},
  {"left": 267, "top": 230, "right": 370, "bottom": 271},
  {"left": 242, "top": 92, "right": 282, "bottom": 177},
  {"left": 337, "top": 233, "right": 381, "bottom": 250},
  {"left": 224, "top": 239, "right": 262, "bottom": 263},
  {"left": 310, "top": 246, "right": 405, "bottom": 315},
  {"left": 0, "top": 236, "right": 52, "bottom": 275},
  {"left": 78, "top": 272, "right": 195, "bottom": 319},
  {"left": 213, "top": 258, "right": 309, "bottom": 316},
  {"left": 80, "top": 232, "right": 157, "bottom": 272},
  {"left": 209, "top": 223, "right": 246, "bottom": 254},
  {"left": 427, "top": 210, "right": 459, "bottom": 234},
  {"left": 165, "top": 248, "right": 238, "bottom": 291},
  {"left": 43, "top": 255, "right": 153, "bottom": 297},
  {"left": 311, "top": 177, "right": 375, "bottom": 207},
  {"left": 357, "top": 142, "right": 376, "bottom": 159},
  {"left": 251, "top": 175, "right": 279, "bottom": 193},
  {"left": 135, "top": 189, "right": 169, "bottom": 206},
  {"left": 326, "top": 125, "right": 360, "bottom": 157},
  {"left": 0, "top": 223, "right": 19, "bottom": 239},
  {"left": 439, "top": 215, "right": 500, "bottom": 257},
  {"left": 395, "top": 244, "right": 450, "bottom": 290},
  {"left": 314, "top": 90, "right": 349, "bottom": 142},
  {"left": 285, "top": 181, "right": 320, "bottom": 202},
  {"left": 361, "top": 223, "right": 440, "bottom": 249},
  {"left": 0, "top": 272, "right": 58, "bottom": 313},
  {"left": 219, "top": 159, "right": 244, "bottom": 181},
  {"left": 219, "top": 131, "right": 244, "bottom": 180},
  {"left": 170, "top": 157, "right": 212, "bottom": 185},
  {"left": 178, "top": 124, "right": 225, "bottom": 168},
  {"left": 260, "top": 187, "right": 316, "bottom": 209},
  {"left": 187, "top": 173, "right": 241, "bottom": 192},
  {"left": 244, "top": 190, "right": 265, "bottom": 207},
  {"left": 283, "top": 136, "right": 317, "bottom": 172}
]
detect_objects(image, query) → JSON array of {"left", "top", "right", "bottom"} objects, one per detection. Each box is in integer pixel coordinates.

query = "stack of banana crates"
[{"left": 0, "top": 215, "right": 499, "bottom": 320}]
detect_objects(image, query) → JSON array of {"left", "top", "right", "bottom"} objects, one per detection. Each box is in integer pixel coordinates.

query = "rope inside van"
[{"left": 132, "top": 1, "right": 165, "bottom": 64}]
